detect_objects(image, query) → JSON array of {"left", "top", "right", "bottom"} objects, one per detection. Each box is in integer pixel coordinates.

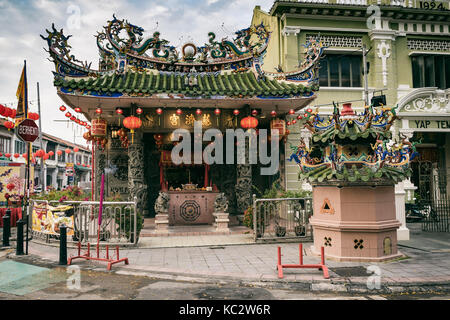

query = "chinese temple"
[
  {"left": 42, "top": 15, "right": 324, "bottom": 225},
  {"left": 290, "top": 103, "right": 414, "bottom": 261}
]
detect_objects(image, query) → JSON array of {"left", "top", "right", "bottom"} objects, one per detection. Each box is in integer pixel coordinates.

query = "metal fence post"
[
  {"left": 16, "top": 219, "right": 24, "bottom": 255},
  {"left": 252, "top": 194, "right": 256, "bottom": 241},
  {"left": 2, "top": 209, "right": 11, "bottom": 247},
  {"left": 59, "top": 224, "right": 67, "bottom": 265}
]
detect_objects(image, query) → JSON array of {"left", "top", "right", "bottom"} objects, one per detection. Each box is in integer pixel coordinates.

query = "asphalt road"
[{"left": 0, "top": 262, "right": 448, "bottom": 301}]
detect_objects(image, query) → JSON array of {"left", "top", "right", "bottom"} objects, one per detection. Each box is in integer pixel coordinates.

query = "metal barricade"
[
  {"left": 252, "top": 195, "right": 313, "bottom": 242},
  {"left": 30, "top": 197, "right": 139, "bottom": 246}
]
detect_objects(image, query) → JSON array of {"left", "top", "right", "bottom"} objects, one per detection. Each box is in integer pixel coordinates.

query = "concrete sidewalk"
[{"left": 5, "top": 222, "right": 450, "bottom": 294}]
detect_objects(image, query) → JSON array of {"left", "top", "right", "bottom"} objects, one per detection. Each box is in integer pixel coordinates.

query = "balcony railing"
[{"left": 286, "top": 0, "right": 447, "bottom": 9}]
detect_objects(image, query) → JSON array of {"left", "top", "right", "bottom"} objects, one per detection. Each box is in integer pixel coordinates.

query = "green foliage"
[{"left": 32, "top": 185, "right": 91, "bottom": 202}]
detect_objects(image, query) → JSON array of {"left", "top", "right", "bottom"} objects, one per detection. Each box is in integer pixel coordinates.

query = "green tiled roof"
[
  {"left": 311, "top": 126, "right": 392, "bottom": 145},
  {"left": 55, "top": 71, "right": 317, "bottom": 97},
  {"left": 300, "top": 165, "right": 412, "bottom": 184}
]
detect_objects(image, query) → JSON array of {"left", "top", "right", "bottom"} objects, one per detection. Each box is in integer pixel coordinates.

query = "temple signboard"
[{"left": 409, "top": 118, "right": 450, "bottom": 130}]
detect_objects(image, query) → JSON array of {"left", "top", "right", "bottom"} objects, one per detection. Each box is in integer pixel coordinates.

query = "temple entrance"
[{"left": 143, "top": 131, "right": 275, "bottom": 220}]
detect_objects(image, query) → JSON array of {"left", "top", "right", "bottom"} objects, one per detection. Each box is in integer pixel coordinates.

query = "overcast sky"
[{"left": 0, "top": 0, "right": 274, "bottom": 146}]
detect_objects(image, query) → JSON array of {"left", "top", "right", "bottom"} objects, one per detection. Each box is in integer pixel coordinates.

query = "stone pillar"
[
  {"left": 369, "top": 26, "right": 397, "bottom": 106},
  {"left": 300, "top": 129, "right": 313, "bottom": 192},
  {"left": 395, "top": 181, "right": 410, "bottom": 241},
  {"left": 235, "top": 140, "right": 252, "bottom": 213},
  {"left": 128, "top": 133, "right": 149, "bottom": 216},
  {"left": 282, "top": 26, "right": 300, "bottom": 73},
  {"left": 94, "top": 145, "right": 107, "bottom": 200}
]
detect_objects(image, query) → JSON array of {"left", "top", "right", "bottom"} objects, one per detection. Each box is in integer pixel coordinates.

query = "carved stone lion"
[
  {"left": 214, "top": 193, "right": 228, "bottom": 213},
  {"left": 154, "top": 192, "right": 170, "bottom": 214}
]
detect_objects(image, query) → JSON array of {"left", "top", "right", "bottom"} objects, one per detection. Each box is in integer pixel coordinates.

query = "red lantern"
[
  {"left": 287, "top": 121, "right": 291, "bottom": 126},
  {"left": 48, "top": 151, "right": 54, "bottom": 157},
  {"left": 36, "top": 149, "right": 45, "bottom": 157},
  {"left": 306, "top": 108, "right": 313, "bottom": 113},
  {"left": 28, "top": 112, "right": 39, "bottom": 120},
  {"left": 289, "top": 109, "right": 295, "bottom": 115},
  {"left": 156, "top": 108, "right": 163, "bottom": 115},
  {"left": 3, "top": 121, "right": 14, "bottom": 130},
  {"left": 233, "top": 109, "right": 240, "bottom": 116},
  {"left": 13, "top": 153, "right": 19, "bottom": 159},
  {"left": 116, "top": 108, "right": 123, "bottom": 115},
  {"left": 136, "top": 107, "right": 143, "bottom": 115},
  {"left": 0, "top": 104, "right": 5, "bottom": 115},
  {"left": 59, "top": 105, "right": 66, "bottom": 112},
  {"left": 196, "top": 109, "right": 202, "bottom": 115},
  {"left": 4, "top": 108, "right": 12, "bottom": 118},
  {"left": 74, "top": 107, "right": 81, "bottom": 113},
  {"left": 91, "top": 118, "right": 107, "bottom": 138},
  {"left": 65, "top": 112, "right": 71, "bottom": 118},
  {"left": 65, "top": 148, "right": 71, "bottom": 154},
  {"left": 43, "top": 154, "right": 49, "bottom": 160},
  {"left": 123, "top": 116, "right": 142, "bottom": 144},
  {"left": 22, "top": 153, "right": 27, "bottom": 159},
  {"left": 297, "top": 115, "right": 303, "bottom": 120},
  {"left": 240, "top": 116, "right": 259, "bottom": 129},
  {"left": 176, "top": 109, "right": 183, "bottom": 115},
  {"left": 5, "top": 153, "right": 11, "bottom": 158},
  {"left": 292, "top": 120, "right": 297, "bottom": 124},
  {"left": 70, "top": 116, "right": 76, "bottom": 121},
  {"left": 57, "top": 150, "right": 63, "bottom": 156},
  {"left": 11, "top": 109, "right": 17, "bottom": 118},
  {"left": 214, "top": 108, "right": 221, "bottom": 115},
  {"left": 0, "top": 153, "right": 2, "bottom": 157},
  {"left": 74, "top": 147, "right": 79, "bottom": 153},
  {"left": 95, "top": 107, "right": 103, "bottom": 115},
  {"left": 251, "top": 109, "right": 258, "bottom": 116},
  {"left": 270, "top": 110, "right": 277, "bottom": 117}
]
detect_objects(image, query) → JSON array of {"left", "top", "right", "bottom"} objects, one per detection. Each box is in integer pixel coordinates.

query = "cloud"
[{"left": 0, "top": 0, "right": 274, "bottom": 145}]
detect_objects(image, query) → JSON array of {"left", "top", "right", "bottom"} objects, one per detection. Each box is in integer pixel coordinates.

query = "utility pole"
[
  {"left": 37, "top": 82, "right": 45, "bottom": 193},
  {"left": 362, "top": 44, "right": 369, "bottom": 106}
]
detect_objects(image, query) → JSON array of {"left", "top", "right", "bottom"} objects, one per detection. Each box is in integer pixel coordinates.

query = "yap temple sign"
[
  {"left": 409, "top": 119, "right": 450, "bottom": 131},
  {"left": 16, "top": 119, "right": 39, "bottom": 142}
]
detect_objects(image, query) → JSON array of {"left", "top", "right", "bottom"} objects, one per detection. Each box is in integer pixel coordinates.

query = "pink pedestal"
[{"left": 310, "top": 183, "right": 403, "bottom": 262}]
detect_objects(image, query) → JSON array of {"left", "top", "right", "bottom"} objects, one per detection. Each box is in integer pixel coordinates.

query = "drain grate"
[{"left": 330, "top": 266, "right": 370, "bottom": 277}]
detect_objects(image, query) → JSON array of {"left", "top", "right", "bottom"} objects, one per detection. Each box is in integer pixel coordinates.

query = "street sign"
[{"left": 16, "top": 118, "right": 39, "bottom": 143}]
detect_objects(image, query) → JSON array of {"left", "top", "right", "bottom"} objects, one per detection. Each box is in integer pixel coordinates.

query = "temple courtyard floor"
[{"left": 0, "top": 222, "right": 450, "bottom": 299}]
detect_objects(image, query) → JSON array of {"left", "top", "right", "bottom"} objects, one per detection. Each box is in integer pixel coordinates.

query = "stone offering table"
[{"left": 168, "top": 191, "right": 219, "bottom": 225}]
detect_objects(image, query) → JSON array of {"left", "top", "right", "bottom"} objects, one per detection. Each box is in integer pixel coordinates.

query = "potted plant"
[
  {"left": 293, "top": 203, "right": 307, "bottom": 237},
  {"left": 243, "top": 206, "right": 265, "bottom": 238},
  {"left": 274, "top": 214, "right": 286, "bottom": 237}
]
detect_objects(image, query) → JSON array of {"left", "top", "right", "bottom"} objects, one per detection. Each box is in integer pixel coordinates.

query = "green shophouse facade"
[{"left": 252, "top": 0, "right": 450, "bottom": 239}]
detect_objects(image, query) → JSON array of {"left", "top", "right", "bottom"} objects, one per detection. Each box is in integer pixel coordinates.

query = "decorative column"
[
  {"left": 300, "top": 128, "right": 313, "bottom": 192},
  {"left": 128, "top": 132, "right": 149, "bottom": 216},
  {"left": 94, "top": 145, "right": 106, "bottom": 200},
  {"left": 369, "top": 24, "right": 397, "bottom": 106},
  {"left": 281, "top": 26, "right": 301, "bottom": 73},
  {"left": 235, "top": 141, "right": 252, "bottom": 213},
  {"left": 394, "top": 128, "right": 414, "bottom": 241}
]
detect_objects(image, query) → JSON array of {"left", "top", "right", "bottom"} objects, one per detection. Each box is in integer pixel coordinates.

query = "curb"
[{"left": 7, "top": 252, "right": 450, "bottom": 295}]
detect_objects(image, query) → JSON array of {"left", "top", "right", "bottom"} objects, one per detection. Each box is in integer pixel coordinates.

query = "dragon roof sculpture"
[
  {"left": 289, "top": 103, "right": 417, "bottom": 184},
  {"left": 42, "top": 15, "right": 325, "bottom": 102}
]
